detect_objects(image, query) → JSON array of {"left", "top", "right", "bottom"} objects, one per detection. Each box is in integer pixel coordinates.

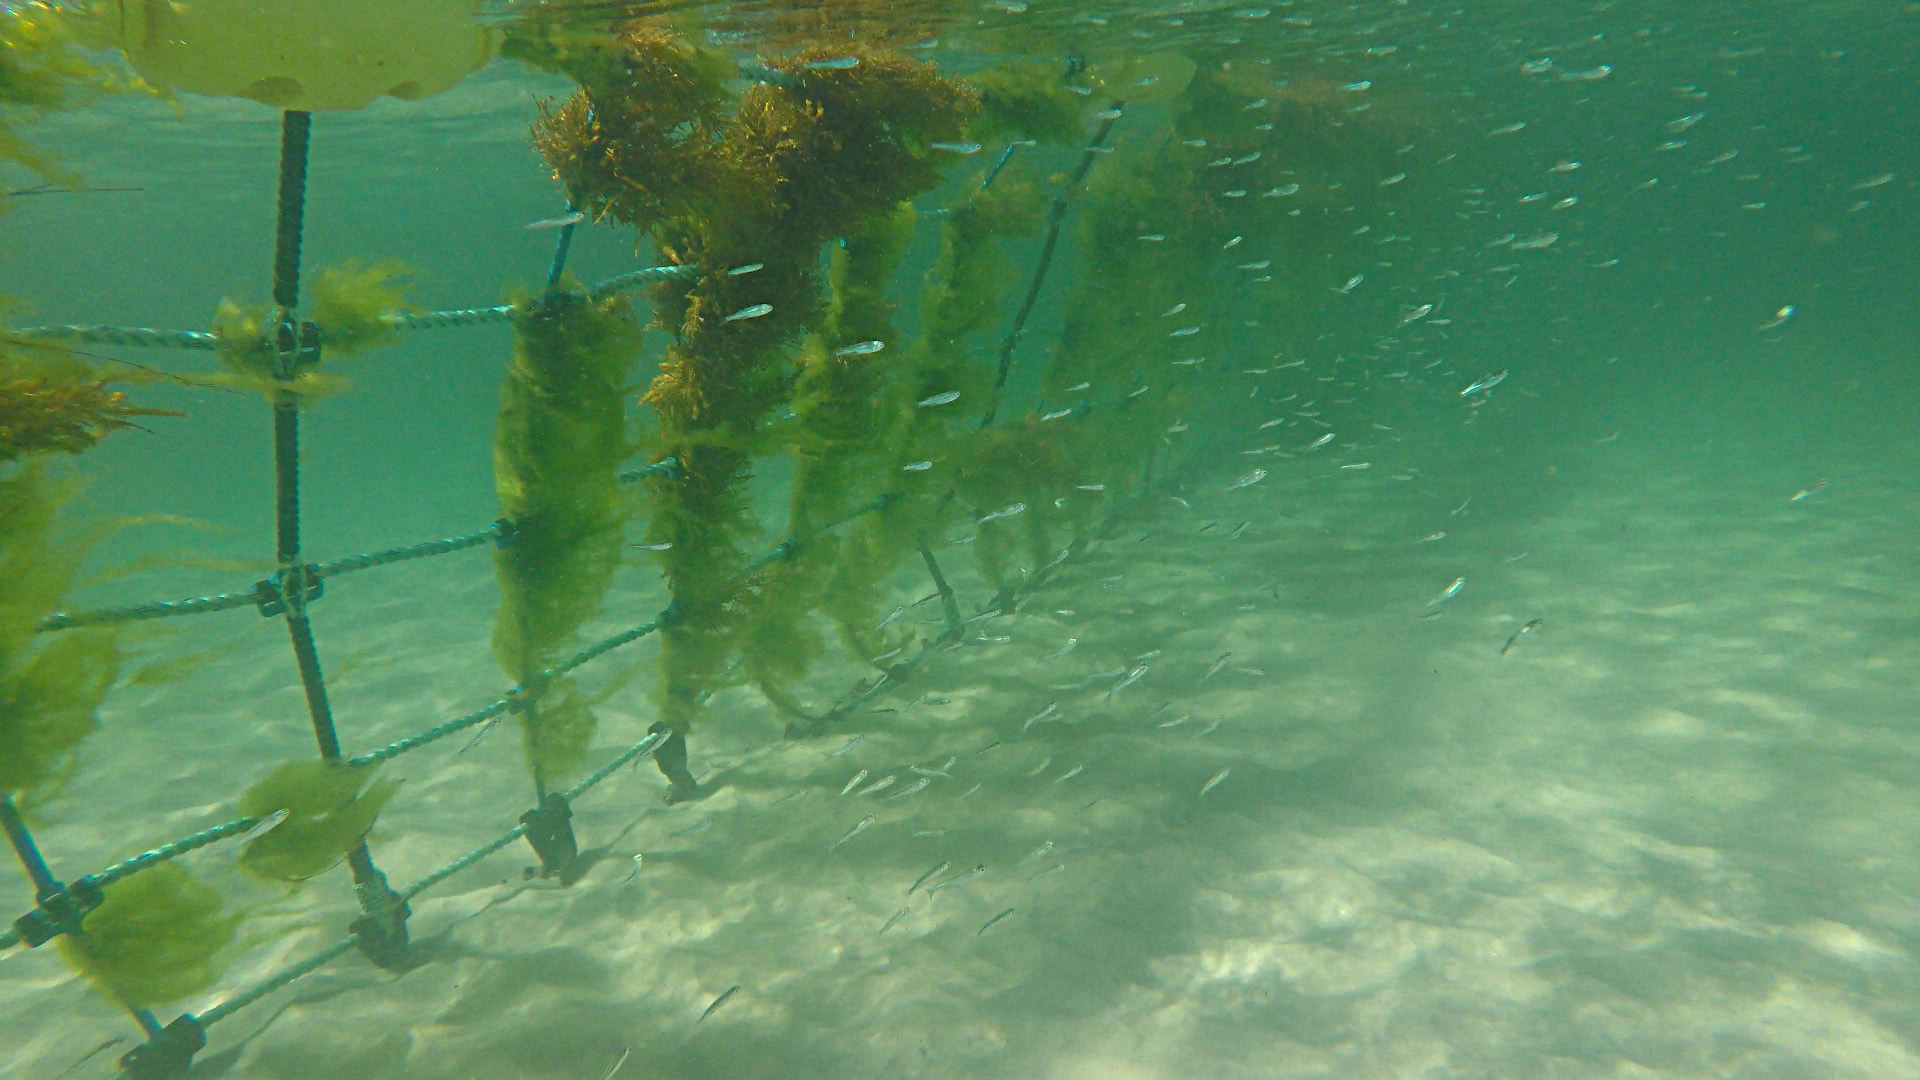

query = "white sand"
[{"left": 5, "top": 425, "right": 1918, "bottom": 1080}]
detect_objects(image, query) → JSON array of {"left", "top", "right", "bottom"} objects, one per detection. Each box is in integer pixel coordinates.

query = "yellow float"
[{"left": 70, "top": 0, "right": 498, "bottom": 111}]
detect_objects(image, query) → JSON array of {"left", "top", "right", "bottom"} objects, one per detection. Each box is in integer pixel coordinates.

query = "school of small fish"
[{"left": 452, "top": 13, "right": 1904, "bottom": 1073}]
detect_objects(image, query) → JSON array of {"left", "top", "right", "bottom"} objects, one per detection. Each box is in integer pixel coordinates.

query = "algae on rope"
[
  {"left": 0, "top": 464, "right": 123, "bottom": 801},
  {"left": 56, "top": 862, "right": 239, "bottom": 1012},
  {"left": 490, "top": 287, "right": 641, "bottom": 786}
]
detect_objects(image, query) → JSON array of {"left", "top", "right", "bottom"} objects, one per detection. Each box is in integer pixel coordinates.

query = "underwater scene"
[{"left": 2, "top": 1, "right": 1917, "bottom": 1077}]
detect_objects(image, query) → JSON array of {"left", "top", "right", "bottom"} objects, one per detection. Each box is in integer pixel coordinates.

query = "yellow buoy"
[{"left": 70, "top": 0, "right": 499, "bottom": 111}]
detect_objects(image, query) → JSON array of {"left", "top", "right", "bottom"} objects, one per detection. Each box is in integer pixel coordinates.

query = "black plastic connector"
[
  {"left": 519, "top": 792, "right": 580, "bottom": 884},
  {"left": 118, "top": 1014, "right": 206, "bottom": 1080},
  {"left": 10, "top": 875, "right": 104, "bottom": 947}
]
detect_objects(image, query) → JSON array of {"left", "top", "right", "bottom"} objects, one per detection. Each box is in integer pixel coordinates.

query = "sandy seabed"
[{"left": 4, "top": 432, "right": 1918, "bottom": 1080}]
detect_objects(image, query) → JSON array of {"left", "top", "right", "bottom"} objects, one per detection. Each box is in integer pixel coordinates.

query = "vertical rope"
[
  {"left": 3, "top": 796, "right": 163, "bottom": 1037},
  {"left": 0, "top": 795, "right": 56, "bottom": 899},
  {"left": 977, "top": 103, "right": 1123, "bottom": 429},
  {"left": 917, "top": 540, "right": 964, "bottom": 639},
  {"left": 264, "top": 109, "right": 410, "bottom": 967},
  {"left": 271, "top": 111, "right": 310, "bottom": 314},
  {"left": 543, "top": 211, "right": 578, "bottom": 292}
]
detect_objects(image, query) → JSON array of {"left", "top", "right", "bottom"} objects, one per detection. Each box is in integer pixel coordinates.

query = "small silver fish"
[
  {"left": 931, "top": 140, "right": 984, "bottom": 154},
  {"left": 698, "top": 985, "right": 740, "bottom": 1022},
  {"left": 829, "top": 814, "right": 877, "bottom": 852},
  {"left": 1105, "top": 663, "right": 1149, "bottom": 699},
  {"left": 1199, "top": 768, "right": 1232, "bottom": 797},
  {"left": 1041, "top": 408, "right": 1074, "bottom": 421},
  {"left": 1427, "top": 576, "right": 1466, "bottom": 607},
  {"left": 836, "top": 339, "right": 885, "bottom": 356},
  {"left": 1460, "top": 370, "right": 1508, "bottom": 396},
  {"left": 524, "top": 210, "right": 585, "bottom": 230},
  {"left": 902, "top": 460, "right": 934, "bottom": 471},
  {"left": 1305, "top": 432, "right": 1336, "bottom": 451},
  {"left": 1223, "top": 468, "right": 1268, "bottom": 491},
  {"left": 1199, "top": 652, "right": 1232, "bottom": 682},
  {"left": 909, "top": 859, "right": 952, "bottom": 893},
  {"left": 1500, "top": 617, "right": 1544, "bottom": 657},
  {"left": 980, "top": 502, "right": 1026, "bottom": 523},
  {"left": 803, "top": 56, "right": 861, "bottom": 70},
  {"left": 927, "top": 863, "right": 987, "bottom": 895},
  {"left": 1042, "top": 637, "right": 1079, "bottom": 660},
  {"left": 727, "top": 263, "right": 764, "bottom": 276},
  {"left": 830, "top": 734, "right": 865, "bottom": 757},
  {"left": 1788, "top": 478, "right": 1827, "bottom": 502},
  {"left": 885, "top": 777, "right": 932, "bottom": 801},
  {"left": 723, "top": 303, "right": 773, "bottom": 322},
  {"left": 1026, "top": 755, "right": 1053, "bottom": 777},
  {"left": 878, "top": 906, "right": 910, "bottom": 934},
  {"left": 1021, "top": 840, "right": 1055, "bottom": 863},
  {"left": 232, "top": 809, "right": 289, "bottom": 853},
  {"left": 1052, "top": 763, "right": 1084, "bottom": 785},
  {"left": 839, "top": 769, "right": 870, "bottom": 796},
  {"left": 917, "top": 390, "right": 961, "bottom": 407},
  {"left": 1022, "top": 701, "right": 1060, "bottom": 732},
  {"left": 977, "top": 907, "right": 1017, "bottom": 935},
  {"left": 857, "top": 775, "right": 897, "bottom": 797}
]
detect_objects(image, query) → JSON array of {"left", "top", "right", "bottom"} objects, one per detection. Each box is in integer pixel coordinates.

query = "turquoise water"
[{"left": 3, "top": 2, "right": 1918, "bottom": 1078}]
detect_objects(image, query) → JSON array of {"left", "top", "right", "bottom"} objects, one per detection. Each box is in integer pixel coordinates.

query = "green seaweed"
[
  {"left": 310, "top": 258, "right": 417, "bottom": 358},
  {"left": 0, "top": 3, "right": 136, "bottom": 184},
  {"left": 490, "top": 286, "right": 641, "bottom": 785},
  {"left": 535, "top": 31, "right": 981, "bottom": 733},
  {"left": 56, "top": 862, "right": 238, "bottom": 1011},
  {"left": 0, "top": 464, "right": 121, "bottom": 799},
  {"left": 234, "top": 760, "right": 401, "bottom": 883},
  {"left": 965, "top": 60, "right": 1087, "bottom": 146}
]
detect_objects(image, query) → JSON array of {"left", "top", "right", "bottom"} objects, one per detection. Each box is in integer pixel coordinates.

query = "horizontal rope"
[
  {"left": 6, "top": 264, "right": 697, "bottom": 352},
  {"left": 35, "top": 466, "right": 670, "bottom": 634}
]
